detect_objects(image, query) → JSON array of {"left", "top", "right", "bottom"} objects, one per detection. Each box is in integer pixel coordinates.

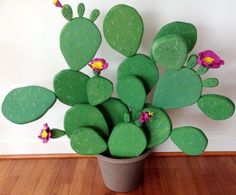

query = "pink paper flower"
[
  {"left": 53, "top": 0, "right": 62, "bottom": 8},
  {"left": 197, "top": 50, "right": 224, "bottom": 68},
  {"left": 139, "top": 112, "right": 154, "bottom": 124},
  {"left": 38, "top": 123, "right": 52, "bottom": 143},
  {"left": 89, "top": 58, "right": 108, "bottom": 75}
]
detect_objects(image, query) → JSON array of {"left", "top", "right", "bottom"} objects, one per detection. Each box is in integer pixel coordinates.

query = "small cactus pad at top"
[
  {"left": 117, "top": 54, "right": 159, "bottom": 93},
  {"left": 64, "top": 104, "right": 109, "bottom": 138},
  {"left": 142, "top": 107, "right": 172, "bottom": 148},
  {"left": 187, "top": 54, "right": 198, "bottom": 69},
  {"left": 70, "top": 127, "right": 107, "bottom": 155},
  {"left": 2, "top": 86, "right": 56, "bottom": 124},
  {"left": 152, "top": 34, "right": 188, "bottom": 70},
  {"left": 117, "top": 76, "right": 146, "bottom": 111},
  {"left": 51, "top": 129, "right": 66, "bottom": 139},
  {"left": 197, "top": 94, "right": 235, "bottom": 120},
  {"left": 152, "top": 68, "right": 202, "bottom": 109},
  {"left": 171, "top": 126, "right": 208, "bottom": 156},
  {"left": 53, "top": 69, "right": 89, "bottom": 106},
  {"left": 202, "top": 78, "right": 219, "bottom": 88},
  {"left": 103, "top": 4, "right": 143, "bottom": 57},
  {"left": 87, "top": 76, "right": 113, "bottom": 106},
  {"left": 108, "top": 123, "right": 147, "bottom": 158}
]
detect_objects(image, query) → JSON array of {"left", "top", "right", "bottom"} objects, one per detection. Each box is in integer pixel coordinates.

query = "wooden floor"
[{"left": 0, "top": 156, "right": 236, "bottom": 195}]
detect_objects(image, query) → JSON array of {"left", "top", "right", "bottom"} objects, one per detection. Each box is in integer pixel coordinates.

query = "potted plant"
[{"left": 1, "top": 1, "right": 235, "bottom": 192}]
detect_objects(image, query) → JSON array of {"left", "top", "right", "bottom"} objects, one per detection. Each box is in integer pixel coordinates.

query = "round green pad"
[
  {"left": 98, "top": 98, "right": 129, "bottom": 131},
  {"left": 142, "top": 107, "right": 172, "bottom": 148},
  {"left": 197, "top": 94, "right": 235, "bottom": 120},
  {"left": 70, "top": 127, "right": 107, "bottom": 155},
  {"left": 108, "top": 123, "right": 147, "bottom": 158},
  {"left": 118, "top": 54, "right": 159, "bottom": 92},
  {"left": 152, "top": 34, "right": 188, "bottom": 70},
  {"left": 202, "top": 78, "right": 219, "bottom": 88},
  {"left": 60, "top": 18, "right": 101, "bottom": 70},
  {"left": 87, "top": 76, "right": 113, "bottom": 106},
  {"left": 64, "top": 104, "right": 109, "bottom": 138},
  {"left": 53, "top": 69, "right": 89, "bottom": 106},
  {"left": 152, "top": 68, "right": 202, "bottom": 109},
  {"left": 155, "top": 21, "right": 197, "bottom": 52},
  {"left": 117, "top": 76, "right": 146, "bottom": 111},
  {"left": 171, "top": 126, "right": 208, "bottom": 156},
  {"left": 103, "top": 4, "right": 143, "bottom": 57},
  {"left": 2, "top": 86, "right": 56, "bottom": 124}
]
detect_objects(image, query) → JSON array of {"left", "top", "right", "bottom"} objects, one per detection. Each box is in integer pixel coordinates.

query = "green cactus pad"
[
  {"left": 71, "top": 127, "right": 107, "bottom": 155},
  {"left": 187, "top": 54, "right": 198, "bottom": 69},
  {"left": 98, "top": 98, "right": 129, "bottom": 131},
  {"left": 197, "top": 94, "right": 235, "bottom": 120},
  {"left": 171, "top": 126, "right": 208, "bottom": 156},
  {"left": 117, "top": 76, "right": 146, "bottom": 111},
  {"left": 64, "top": 104, "right": 109, "bottom": 138},
  {"left": 197, "top": 66, "right": 209, "bottom": 75},
  {"left": 90, "top": 9, "right": 100, "bottom": 22},
  {"left": 103, "top": 4, "right": 143, "bottom": 57},
  {"left": 117, "top": 54, "right": 159, "bottom": 92},
  {"left": 87, "top": 76, "right": 113, "bottom": 106},
  {"left": 2, "top": 86, "right": 56, "bottom": 124},
  {"left": 53, "top": 69, "right": 89, "bottom": 106},
  {"left": 77, "top": 3, "right": 85, "bottom": 18},
  {"left": 152, "top": 34, "right": 188, "bottom": 70},
  {"left": 154, "top": 21, "right": 197, "bottom": 52},
  {"left": 62, "top": 4, "right": 73, "bottom": 21},
  {"left": 60, "top": 18, "right": 101, "bottom": 70},
  {"left": 142, "top": 107, "right": 172, "bottom": 148},
  {"left": 51, "top": 129, "right": 66, "bottom": 139},
  {"left": 202, "top": 78, "right": 219, "bottom": 88},
  {"left": 152, "top": 68, "right": 202, "bottom": 109},
  {"left": 108, "top": 123, "right": 147, "bottom": 158}
]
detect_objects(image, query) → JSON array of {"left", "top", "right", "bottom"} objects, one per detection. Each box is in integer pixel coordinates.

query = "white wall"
[{"left": 0, "top": 0, "right": 235, "bottom": 154}]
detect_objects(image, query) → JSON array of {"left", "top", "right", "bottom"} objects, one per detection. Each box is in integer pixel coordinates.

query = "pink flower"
[
  {"left": 197, "top": 50, "right": 224, "bottom": 69},
  {"left": 38, "top": 123, "right": 52, "bottom": 143},
  {"left": 139, "top": 112, "right": 153, "bottom": 124},
  {"left": 53, "top": 0, "right": 62, "bottom": 8},
  {"left": 89, "top": 58, "right": 108, "bottom": 75}
]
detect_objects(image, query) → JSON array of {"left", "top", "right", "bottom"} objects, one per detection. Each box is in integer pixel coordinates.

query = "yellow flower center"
[
  {"left": 203, "top": 57, "right": 214, "bottom": 64},
  {"left": 91, "top": 61, "right": 103, "bottom": 70},
  {"left": 148, "top": 112, "right": 154, "bottom": 116},
  {"left": 41, "top": 129, "right": 48, "bottom": 139}
]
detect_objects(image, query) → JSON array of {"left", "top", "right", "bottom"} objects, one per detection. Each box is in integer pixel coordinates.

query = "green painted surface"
[
  {"left": 152, "top": 34, "right": 188, "bottom": 70},
  {"left": 62, "top": 4, "right": 73, "bottom": 21},
  {"left": 64, "top": 104, "right": 109, "bottom": 138},
  {"left": 2, "top": 86, "right": 56, "bottom": 124},
  {"left": 53, "top": 69, "right": 89, "bottom": 106},
  {"left": 108, "top": 123, "right": 147, "bottom": 158},
  {"left": 202, "top": 78, "right": 219, "bottom": 88},
  {"left": 90, "top": 9, "right": 100, "bottom": 22},
  {"left": 51, "top": 129, "right": 66, "bottom": 139},
  {"left": 197, "top": 94, "right": 235, "bottom": 120},
  {"left": 87, "top": 76, "right": 113, "bottom": 106},
  {"left": 60, "top": 18, "right": 101, "bottom": 70},
  {"left": 71, "top": 127, "right": 107, "bottom": 155},
  {"left": 152, "top": 68, "right": 202, "bottom": 109},
  {"left": 103, "top": 4, "right": 143, "bottom": 57},
  {"left": 197, "top": 66, "right": 209, "bottom": 75},
  {"left": 117, "top": 54, "right": 159, "bottom": 92},
  {"left": 171, "top": 126, "right": 208, "bottom": 156},
  {"left": 187, "top": 54, "right": 198, "bottom": 69}
]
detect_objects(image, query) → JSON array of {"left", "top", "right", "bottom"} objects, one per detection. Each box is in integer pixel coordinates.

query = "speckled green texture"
[
  {"left": 187, "top": 54, "right": 198, "bottom": 69},
  {"left": 2, "top": 86, "right": 56, "bottom": 124},
  {"left": 197, "top": 94, "right": 235, "bottom": 120},
  {"left": 152, "top": 34, "right": 188, "bottom": 70},
  {"left": 62, "top": 4, "right": 73, "bottom": 21},
  {"left": 60, "top": 18, "right": 101, "bottom": 70},
  {"left": 171, "top": 126, "right": 208, "bottom": 156},
  {"left": 197, "top": 66, "right": 209, "bottom": 75},
  {"left": 90, "top": 9, "right": 100, "bottom": 22},
  {"left": 71, "top": 127, "right": 107, "bottom": 155},
  {"left": 142, "top": 107, "right": 172, "bottom": 148},
  {"left": 103, "top": 4, "right": 143, "bottom": 57},
  {"left": 53, "top": 69, "right": 89, "bottom": 106},
  {"left": 117, "top": 54, "right": 159, "bottom": 92},
  {"left": 64, "top": 104, "right": 109, "bottom": 138},
  {"left": 108, "top": 123, "right": 147, "bottom": 158},
  {"left": 202, "top": 78, "right": 219, "bottom": 88},
  {"left": 152, "top": 68, "right": 202, "bottom": 109},
  {"left": 87, "top": 76, "right": 113, "bottom": 106},
  {"left": 51, "top": 129, "right": 66, "bottom": 139},
  {"left": 117, "top": 76, "right": 146, "bottom": 111}
]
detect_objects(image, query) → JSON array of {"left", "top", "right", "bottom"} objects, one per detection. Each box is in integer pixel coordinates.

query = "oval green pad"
[
  {"left": 202, "top": 78, "right": 219, "bottom": 88},
  {"left": 71, "top": 127, "right": 107, "bottom": 155},
  {"left": 197, "top": 94, "right": 235, "bottom": 120},
  {"left": 171, "top": 126, "right": 208, "bottom": 156},
  {"left": 87, "top": 76, "right": 113, "bottom": 106},
  {"left": 64, "top": 104, "right": 109, "bottom": 138},
  {"left": 98, "top": 97, "right": 129, "bottom": 131},
  {"left": 152, "top": 68, "right": 202, "bottom": 109},
  {"left": 152, "top": 34, "right": 188, "bottom": 70},
  {"left": 103, "top": 4, "right": 143, "bottom": 57},
  {"left": 53, "top": 69, "right": 89, "bottom": 106},
  {"left": 2, "top": 86, "right": 56, "bottom": 124},
  {"left": 108, "top": 123, "right": 147, "bottom": 158},
  {"left": 60, "top": 18, "right": 101, "bottom": 70},
  {"left": 117, "top": 76, "right": 146, "bottom": 111},
  {"left": 155, "top": 21, "right": 197, "bottom": 52},
  {"left": 51, "top": 129, "right": 66, "bottom": 139},
  {"left": 118, "top": 54, "right": 159, "bottom": 92},
  {"left": 187, "top": 54, "right": 198, "bottom": 69},
  {"left": 142, "top": 107, "right": 172, "bottom": 148}
]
